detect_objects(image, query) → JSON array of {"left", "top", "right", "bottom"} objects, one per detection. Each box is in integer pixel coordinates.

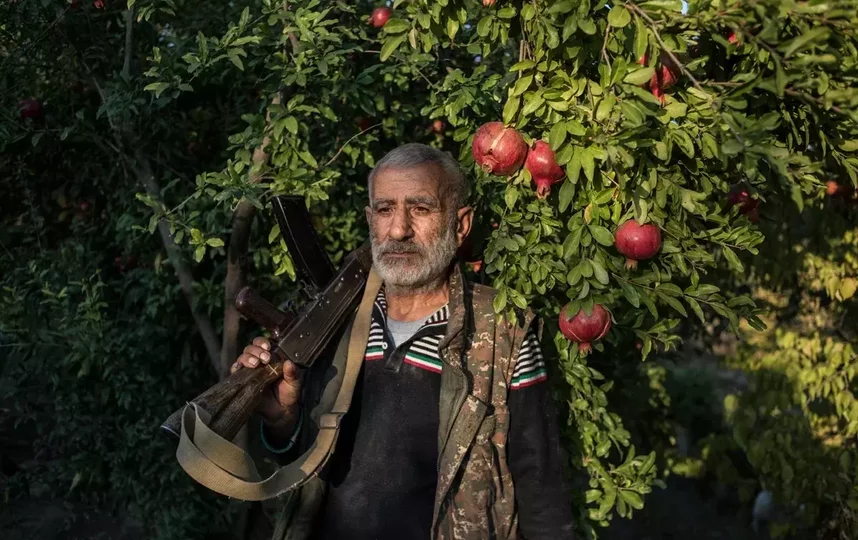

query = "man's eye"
[
  {"left": 376, "top": 207, "right": 392, "bottom": 215},
  {"left": 412, "top": 206, "right": 429, "bottom": 215}
]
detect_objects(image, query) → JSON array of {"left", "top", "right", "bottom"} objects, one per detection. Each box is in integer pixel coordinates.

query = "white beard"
[{"left": 370, "top": 218, "right": 458, "bottom": 295}]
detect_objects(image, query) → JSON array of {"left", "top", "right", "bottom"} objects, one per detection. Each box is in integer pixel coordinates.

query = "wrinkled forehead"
[{"left": 369, "top": 163, "right": 453, "bottom": 206}]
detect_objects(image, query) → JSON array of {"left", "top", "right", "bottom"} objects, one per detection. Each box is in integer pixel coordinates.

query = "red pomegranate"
[
  {"left": 357, "top": 117, "right": 373, "bottom": 132},
  {"left": 431, "top": 119, "right": 445, "bottom": 134},
  {"left": 471, "top": 122, "right": 528, "bottom": 176},
  {"left": 727, "top": 189, "right": 760, "bottom": 222},
  {"left": 728, "top": 32, "right": 740, "bottom": 45},
  {"left": 525, "top": 140, "right": 565, "bottom": 199},
  {"left": 638, "top": 53, "right": 648, "bottom": 66},
  {"left": 615, "top": 220, "right": 662, "bottom": 269},
  {"left": 482, "top": 0, "right": 496, "bottom": 6},
  {"left": 93, "top": 0, "right": 104, "bottom": 8},
  {"left": 559, "top": 303, "right": 612, "bottom": 354},
  {"left": 649, "top": 78, "right": 666, "bottom": 105},
  {"left": 369, "top": 7, "right": 391, "bottom": 28},
  {"left": 467, "top": 260, "right": 483, "bottom": 273},
  {"left": 826, "top": 181, "right": 843, "bottom": 196},
  {"left": 18, "top": 99, "right": 43, "bottom": 120},
  {"left": 657, "top": 53, "right": 680, "bottom": 89}
]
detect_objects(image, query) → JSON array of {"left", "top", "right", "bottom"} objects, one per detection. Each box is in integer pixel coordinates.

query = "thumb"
[{"left": 282, "top": 360, "right": 300, "bottom": 383}]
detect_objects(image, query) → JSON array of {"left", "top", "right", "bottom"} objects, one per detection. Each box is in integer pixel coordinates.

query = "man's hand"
[{"left": 231, "top": 337, "right": 302, "bottom": 436}]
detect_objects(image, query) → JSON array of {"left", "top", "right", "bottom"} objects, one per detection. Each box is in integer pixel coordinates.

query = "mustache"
[{"left": 377, "top": 239, "right": 424, "bottom": 255}]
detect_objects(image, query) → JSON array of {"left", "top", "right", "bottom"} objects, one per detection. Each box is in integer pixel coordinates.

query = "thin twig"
[
  {"left": 785, "top": 88, "right": 848, "bottom": 116},
  {"left": 601, "top": 23, "right": 612, "bottom": 67},
  {"left": 322, "top": 122, "right": 383, "bottom": 168}
]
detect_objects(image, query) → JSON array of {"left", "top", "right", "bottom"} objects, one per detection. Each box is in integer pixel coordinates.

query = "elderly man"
[{"left": 232, "top": 144, "right": 575, "bottom": 540}]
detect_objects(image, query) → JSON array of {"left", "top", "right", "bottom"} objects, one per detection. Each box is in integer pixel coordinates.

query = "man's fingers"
[
  {"left": 242, "top": 345, "right": 272, "bottom": 363},
  {"left": 237, "top": 352, "right": 264, "bottom": 368},
  {"left": 252, "top": 336, "right": 271, "bottom": 350},
  {"left": 230, "top": 361, "right": 241, "bottom": 374}
]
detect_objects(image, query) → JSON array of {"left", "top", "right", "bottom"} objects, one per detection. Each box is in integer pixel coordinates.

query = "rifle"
[{"left": 160, "top": 195, "right": 373, "bottom": 445}]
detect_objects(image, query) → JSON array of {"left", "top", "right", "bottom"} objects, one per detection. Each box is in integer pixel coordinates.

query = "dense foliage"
[{"left": 2, "top": 0, "right": 857, "bottom": 539}]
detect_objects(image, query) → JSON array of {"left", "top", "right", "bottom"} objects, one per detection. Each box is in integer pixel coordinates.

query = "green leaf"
[
  {"left": 521, "top": 92, "right": 545, "bottom": 116},
  {"left": 206, "top": 238, "right": 225, "bottom": 247},
  {"left": 623, "top": 67, "right": 655, "bottom": 86},
  {"left": 607, "top": 6, "right": 631, "bottom": 28},
  {"left": 562, "top": 17, "right": 578, "bottom": 42},
  {"left": 657, "top": 291, "right": 687, "bottom": 316},
  {"left": 504, "top": 184, "right": 519, "bottom": 209},
  {"left": 284, "top": 116, "right": 299, "bottom": 135},
  {"left": 492, "top": 285, "right": 510, "bottom": 313},
  {"left": 640, "top": 291, "right": 658, "bottom": 318},
  {"left": 634, "top": 17, "right": 648, "bottom": 60},
  {"left": 591, "top": 259, "right": 610, "bottom": 285},
  {"left": 578, "top": 18, "right": 596, "bottom": 35},
  {"left": 497, "top": 6, "right": 517, "bottom": 18},
  {"left": 722, "top": 246, "right": 744, "bottom": 273},
  {"left": 590, "top": 225, "right": 614, "bottom": 246},
  {"left": 512, "top": 75, "right": 533, "bottom": 97},
  {"left": 639, "top": 0, "right": 683, "bottom": 11},
  {"left": 686, "top": 297, "right": 705, "bottom": 323},
  {"left": 547, "top": 0, "right": 574, "bottom": 14},
  {"left": 619, "top": 490, "right": 644, "bottom": 510},
  {"left": 503, "top": 96, "right": 521, "bottom": 125},
  {"left": 227, "top": 49, "right": 244, "bottom": 71},
  {"left": 620, "top": 281, "right": 641, "bottom": 307},
  {"left": 382, "top": 19, "right": 411, "bottom": 33},
  {"left": 143, "top": 82, "right": 170, "bottom": 97},
  {"left": 558, "top": 179, "right": 576, "bottom": 213},
  {"left": 581, "top": 147, "right": 595, "bottom": 182},
  {"left": 549, "top": 123, "right": 568, "bottom": 151},
  {"left": 779, "top": 27, "right": 831, "bottom": 58},
  {"left": 194, "top": 245, "right": 206, "bottom": 262},
  {"left": 380, "top": 34, "right": 407, "bottom": 61},
  {"left": 566, "top": 120, "right": 586, "bottom": 137}
]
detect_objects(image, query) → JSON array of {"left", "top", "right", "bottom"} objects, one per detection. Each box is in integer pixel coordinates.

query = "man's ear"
[
  {"left": 365, "top": 206, "right": 372, "bottom": 226},
  {"left": 456, "top": 206, "right": 474, "bottom": 247}
]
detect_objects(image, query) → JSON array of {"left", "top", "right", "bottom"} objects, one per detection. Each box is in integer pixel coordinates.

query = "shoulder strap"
[{"left": 172, "top": 268, "right": 382, "bottom": 501}]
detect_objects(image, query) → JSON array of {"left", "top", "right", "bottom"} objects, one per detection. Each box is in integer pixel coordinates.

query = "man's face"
[{"left": 366, "top": 163, "right": 472, "bottom": 292}]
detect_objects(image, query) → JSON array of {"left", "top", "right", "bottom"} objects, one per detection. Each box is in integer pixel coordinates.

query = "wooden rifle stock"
[{"left": 160, "top": 243, "right": 372, "bottom": 441}]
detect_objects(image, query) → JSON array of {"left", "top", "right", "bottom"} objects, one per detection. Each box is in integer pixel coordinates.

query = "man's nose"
[{"left": 388, "top": 207, "right": 414, "bottom": 240}]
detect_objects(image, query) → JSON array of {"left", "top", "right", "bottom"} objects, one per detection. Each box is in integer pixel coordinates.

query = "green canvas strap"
[{"left": 173, "top": 267, "right": 382, "bottom": 501}]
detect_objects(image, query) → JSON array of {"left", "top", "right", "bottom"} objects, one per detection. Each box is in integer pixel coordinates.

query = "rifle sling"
[{"left": 174, "top": 267, "right": 382, "bottom": 501}]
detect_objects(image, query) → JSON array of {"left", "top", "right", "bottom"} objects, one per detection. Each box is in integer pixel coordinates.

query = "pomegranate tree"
[
  {"left": 369, "top": 7, "right": 391, "bottom": 28},
  {"left": 471, "top": 122, "right": 528, "bottom": 176},
  {"left": 524, "top": 141, "right": 565, "bottom": 198},
  {"left": 559, "top": 303, "right": 612, "bottom": 354},
  {"left": 614, "top": 220, "right": 662, "bottom": 269}
]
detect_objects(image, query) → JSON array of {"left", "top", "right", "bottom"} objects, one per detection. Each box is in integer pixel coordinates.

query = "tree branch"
[
  {"left": 134, "top": 152, "right": 222, "bottom": 372},
  {"left": 219, "top": 94, "right": 280, "bottom": 379},
  {"left": 122, "top": 8, "right": 134, "bottom": 79}
]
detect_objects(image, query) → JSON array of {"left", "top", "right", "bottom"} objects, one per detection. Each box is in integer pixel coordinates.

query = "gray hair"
[{"left": 368, "top": 143, "right": 468, "bottom": 210}]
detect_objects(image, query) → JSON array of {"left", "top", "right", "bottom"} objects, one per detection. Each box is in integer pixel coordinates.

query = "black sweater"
[{"left": 266, "top": 296, "right": 575, "bottom": 540}]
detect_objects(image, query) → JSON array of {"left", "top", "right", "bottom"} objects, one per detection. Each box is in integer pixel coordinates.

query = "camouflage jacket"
[{"left": 271, "top": 264, "right": 535, "bottom": 540}]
